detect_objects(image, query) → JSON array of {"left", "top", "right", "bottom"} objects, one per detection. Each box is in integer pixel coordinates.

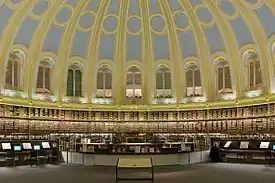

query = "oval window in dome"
[
  {"left": 127, "top": 16, "right": 141, "bottom": 34},
  {"left": 151, "top": 15, "right": 166, "bottom": 33},
  {"left": 103, "top": 15, "right": 118, "bottom": 34},
  {"left": 79, "top": 12, "right": 95, "bottom": 30},
  {"left": 173, "top": 12, "right": 189, "bottom": 30}
]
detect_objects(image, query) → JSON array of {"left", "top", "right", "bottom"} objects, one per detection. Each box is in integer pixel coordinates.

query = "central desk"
[{"left": 116, "top": 157, "right": 154, "bottom": 181}]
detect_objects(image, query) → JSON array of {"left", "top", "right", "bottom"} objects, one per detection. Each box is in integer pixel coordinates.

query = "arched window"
[
  {"left": 126, "top": 66, "right": 142, "bottom": 98},
  {"left": 245, "top": 51, "right": 263, "bottom": 91},
  {"left": 215, "top": 60, "right": 232, "bottom": 94},
  {"left": 96, "top": 65, "right": 112, "bottom": 98},
  {"left": 5, "top": 52, "right": 22, "bottom": 90},
  {"left": 67, "top": 64, "right": 82, "bottom": 97},
  {"left": 36, "top": 58, "right": 53, "bottom": 94},
  {"left": 185, "top": 64, "right": 202, "bottom": 97},
  {"left": 156, "top": 65, "right": 172, "bottom": 98}
]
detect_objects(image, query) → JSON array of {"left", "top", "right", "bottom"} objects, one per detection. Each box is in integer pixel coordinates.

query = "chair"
[
  {"left": 265, "top": 150, "right": 273, "bottom": 165},
  {"left": 5, "top": 151, "right": 15, "bottom": 167},
  {"left": 27, "top": 151, "right": 38, "bottom": 167},
  {"left": 37, "top": 150, "right": 48, "bottom": 166},
  {"left": 50, "top": 149, "right": 59, "bottom": 165}
]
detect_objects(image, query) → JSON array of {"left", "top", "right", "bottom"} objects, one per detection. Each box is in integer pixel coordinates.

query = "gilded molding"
[
  {"left": 158, "top": 1, "right": 181, "bottom": 103},
  {"left": 86, "top": 0, "right": 110, "bottom": 103},
  {"left": 140, "top": 0, "right": 153, "bottom": 105},
  {"left": 114, "top": 0, "right": 130, "bottom": 104}
]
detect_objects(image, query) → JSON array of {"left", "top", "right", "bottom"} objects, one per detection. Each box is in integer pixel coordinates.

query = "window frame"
[
  {"left": 36, "top": 61, "right": 52, "bottom": 94},
  {"left": 216, "top": 62, "right": 232, "bottom": 94},
  {"left": 126, "top": 66, "right": 142, "bottom": 98},
  {"left": 185, "top": 64, "right": 202, "bottom": 97},
  {"left": 67, "top": 65, "right": 83, "bottom": 97},
  {"left": 5, "top": 53, "right": 21, "bottom": 90}
]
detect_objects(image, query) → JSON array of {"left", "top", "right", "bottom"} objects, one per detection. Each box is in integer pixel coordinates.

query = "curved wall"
[{"left": 1, "top": 1, "right": 275, "bottom": 106}]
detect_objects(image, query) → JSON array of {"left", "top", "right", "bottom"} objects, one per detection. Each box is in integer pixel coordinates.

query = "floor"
[{"left": 0, "top": 163, "right": 274, "bottom": 183}]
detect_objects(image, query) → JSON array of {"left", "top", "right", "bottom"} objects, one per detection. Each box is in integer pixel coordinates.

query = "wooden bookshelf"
[{"left": 0, "top": 103, "right": 274, "bottom": 135}]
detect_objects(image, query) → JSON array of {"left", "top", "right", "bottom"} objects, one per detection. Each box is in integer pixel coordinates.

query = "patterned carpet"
[{"left": 0, "top": 163, "right": 274, "bottom": 183}]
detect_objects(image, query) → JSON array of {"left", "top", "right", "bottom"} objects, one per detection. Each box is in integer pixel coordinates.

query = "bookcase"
[{"left": 0, "top": 103, "right": 274, "bottom": 136}]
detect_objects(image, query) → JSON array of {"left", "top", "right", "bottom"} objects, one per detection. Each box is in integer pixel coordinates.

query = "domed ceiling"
[{"left": 0, "top": 0, "right": 275, "bottom": 108}]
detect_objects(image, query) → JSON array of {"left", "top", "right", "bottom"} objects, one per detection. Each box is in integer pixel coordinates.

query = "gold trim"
[
  {"left": 86, "top": 1, "right": 111, "bottom": 103},
  {"left": 114, "top": 0, "right": 130, "bottom": 104}
]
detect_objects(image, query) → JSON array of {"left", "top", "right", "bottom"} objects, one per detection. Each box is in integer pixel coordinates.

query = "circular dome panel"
[
  {"left": 151, "top": 15, "right": 166, "bottom": 33},
  {"left": 79, "top": 12, "right": 95, "bottom": 30},
  {"left": 173, "top": 12, "right": 189, "bottom": 30},
  {"left": 103, "top": 15, "right": 118, "bottom": 34},
  {"left": 33, "top": 0, "right": 49, "bottom": 16},
  {"left": 127, "top": 16, "right": 142, "bottom": 34},
  {"left": 55, "top": 6, "right": 73, "bottom": 25}
]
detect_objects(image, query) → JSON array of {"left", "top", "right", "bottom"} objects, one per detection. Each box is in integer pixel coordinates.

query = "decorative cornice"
[{"left": 0, "top": 94, "right": 273, "bottom": 111}]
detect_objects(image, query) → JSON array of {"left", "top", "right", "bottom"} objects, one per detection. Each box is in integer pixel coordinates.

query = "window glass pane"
[
  {"left": 194, "top": 69, "right": 201, "bottom": 87},
  {"left": 67, "top": 69, "right": 74, "bottom": 96},
  {"left": 75, "top": 70, "right": 82, "bottom": 97},
  {"left": 5, "top": 60, "right": 13, "bottom": 86},
  {"left": 218, "top": 67, "right": 223, "bottom": 90},
  {"left": 105, "top": 72, "right": 112, "bottom": 89},
  {"left": 224, "top": 66, "right": 231, "bottom": 90},
  {"left": 127, "top": 73, "right": 133, "bottom": 85},
  {"left": 13, "top": 61, "right": 19, "bottom": 88},
  {"left": 164, "top": 72, "right": 171, "bottom": 89},
  {"left": 255, "top": 61, "right": 262, "bottom": 85},
  {"left": 135, "top": 73, "right": 141, "bottom": 85},
  {"left": 97, "top": 72, "right": 104, "bottom": 89},
  {"left": 45, "top": 67, "right": 50, "bottom": 90},
  {"left": 249, "top": 62, "right": 254, "bottom": 88},
  {"left": 156, "top": 72, "right": 163, "bottom": 89},
  {"left": 186, "top": 70, "right": 193, "bottom": 87},
  {"left": 36, "top": 66, "right": 44, "bottom": 89}
]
